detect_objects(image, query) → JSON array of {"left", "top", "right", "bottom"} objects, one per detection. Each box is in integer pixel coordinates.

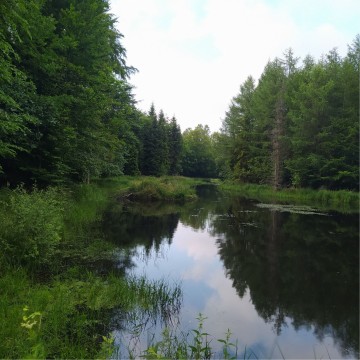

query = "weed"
[{"left": 0, "top": 185, "right": 65, "bottom": 267}]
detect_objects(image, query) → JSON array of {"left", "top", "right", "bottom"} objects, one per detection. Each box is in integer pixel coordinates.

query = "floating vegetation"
[{"left": 256, "top": 203, "right": 329, "bottom": 215}]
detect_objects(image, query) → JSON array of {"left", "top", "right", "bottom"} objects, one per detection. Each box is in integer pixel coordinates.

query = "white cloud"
[{"left": 110, "top": 0, "right": 359, "bottom": 132}]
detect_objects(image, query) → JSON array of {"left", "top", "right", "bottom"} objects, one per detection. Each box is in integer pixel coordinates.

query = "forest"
[{"left": 0, "top": 0, "right": 359, "bottom": 191}]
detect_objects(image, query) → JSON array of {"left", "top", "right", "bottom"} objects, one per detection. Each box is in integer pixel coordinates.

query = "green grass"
[
  {"left": 218, "top": 181, "right": 359, "bottom": 213},
  {"left": 0, "top": 178, "right": 184, "bottom": 359},
  {"left": 0, "top": 267, "right": 182, "bottom": 359},
  {"left": 121, "top": 176, "right": 206, "bottom": 202}
]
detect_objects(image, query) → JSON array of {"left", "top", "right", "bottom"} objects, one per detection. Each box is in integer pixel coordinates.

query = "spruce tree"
[{"left": 168, "top": 116, "right": 183, "bottom": 175}]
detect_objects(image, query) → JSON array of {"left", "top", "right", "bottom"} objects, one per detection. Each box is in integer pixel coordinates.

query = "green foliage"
[
  {"left": 125, "top": 176, "right": 201, "bottom": 202},
  {"left": 219, "top": 38, "right": 359, "bottom": 191},
  {"left": 219, "top": 181, "right": 359, "bottom": 212},
  {"left": 0, "top": 0, "right": 138, "bottom": 186},
  {"left": 181, "top": 125, "right": 217, "bottom": 178},
  {"left": 139, "top": 105, "right": 183, "bottom": 177},
  {"left": 138, "top": 314, "right": 241, "bottom": 359},
  {"left": 0, "top": 186, "right": 64, "bottom": 267},
  {"left": 0, "top": 268, "right": 182, "bottom": 359}
]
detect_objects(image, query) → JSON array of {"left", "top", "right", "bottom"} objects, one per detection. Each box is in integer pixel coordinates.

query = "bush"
[{"left": 0, "top": 186, "right": 65, "bottom": 267}]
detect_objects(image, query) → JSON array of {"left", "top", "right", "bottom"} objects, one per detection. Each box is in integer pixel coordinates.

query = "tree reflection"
[
  {"left": 102, "top": 201, "right": 180, "bottom": 257},
  {"left": 212, "top": 198, "right": 359, "bottom": 357},
  {"left": 102, "top": 187, "right": 359, "bottom": 358}
]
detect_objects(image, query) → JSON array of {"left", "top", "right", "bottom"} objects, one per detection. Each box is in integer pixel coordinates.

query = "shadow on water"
[{"left": 101, "top": 184, "right": 359, "bottom": 358}]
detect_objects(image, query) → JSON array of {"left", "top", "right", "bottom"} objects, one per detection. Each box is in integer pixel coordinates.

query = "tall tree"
[
  {"left": 167, "top": 116, "right": 183, "bottom": 175},
  {"left": 220, "top": 76, "right": 256, "bottom": 182},
  {"left": 181, "top": 125, "right": 216, "bottom": 178},
  {"left": 157, "top": 110, "right": 170, "bottom": 175},
  {"left": 1, "top": 0, "right": 136, "bottom": 185},
  {"left": 251, "top": 59, "right": 288, "bottom": 187},
  {"left": 0, "top": 0, "right": 41, "bottom": 182}
]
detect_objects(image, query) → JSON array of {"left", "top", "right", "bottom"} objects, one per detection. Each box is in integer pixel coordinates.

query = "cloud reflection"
[{"left": 129, "top": 218, "right": 354, "bottom": 359}]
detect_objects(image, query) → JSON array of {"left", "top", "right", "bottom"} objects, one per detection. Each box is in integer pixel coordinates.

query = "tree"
[
  {"left": 286, "top": 46, "right": 359, "bottom": 190},
  {"left": 157, "top": 110, "right": 170, "bottom": 175},
  {"left": 220, "top": 76, "right": 256, "bottom": 182},
  {"left": 181, "top": 125, "right": 216, "bottom": 178},
  {"left": 250, "top": 59, "right": 288, "bottom": 187},
  {"left": 0, "top": 0, "right": 41, "bottom": 181},
  {"left": 1, "top": 0, "right": 137, "bottom": 185},
  {"left": 167, "top": 116, "right": 183, "bottom": 175}
]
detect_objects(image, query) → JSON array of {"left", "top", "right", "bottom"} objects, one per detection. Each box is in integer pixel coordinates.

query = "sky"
[{"left": 109, "top": 0, "right": 359, "bottom": 132}]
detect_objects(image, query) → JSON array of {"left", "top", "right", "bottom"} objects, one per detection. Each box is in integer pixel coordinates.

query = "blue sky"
[{"left": 110, "top": 0, "right": 359, "bottom": 132}]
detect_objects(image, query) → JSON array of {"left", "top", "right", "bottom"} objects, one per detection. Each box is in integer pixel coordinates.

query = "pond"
[{"left": 102, "top": 185, "right": 359, "bottom": 359}]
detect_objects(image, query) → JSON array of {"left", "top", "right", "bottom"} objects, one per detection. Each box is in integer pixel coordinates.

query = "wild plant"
[
  {"left": 217, "top": 329, "right": 238, "bottom": 359},
  {"left": 21, "top": 306, "right": 45, "bottom": 359},
  {"left": 0, "top": 185, "right": 65, "bottom": 267},
  {"left": 189, "top": 313, "right": 212, "bottom": 359}
]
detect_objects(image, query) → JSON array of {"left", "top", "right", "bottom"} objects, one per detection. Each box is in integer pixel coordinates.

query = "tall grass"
[
  {"left": 0, "top": 267, "right": 182, "bottom": 359},
  {"left": 0, "top": 178, "right": 184, "bottom": 359},
  {"left": 123, "top": 176, "right": 204, "bottom": 202},
  {"left": 219, "top": 182, "right": 359, "bottom": 212}
]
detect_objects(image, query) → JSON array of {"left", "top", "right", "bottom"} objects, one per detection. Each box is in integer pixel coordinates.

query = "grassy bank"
[
  {"left": 218, "top": 181, "right": 359, "bottom": 212},
  {"left": 117, "top": 176, "right": 207, "bottom": 202},
  {"left": 0, "top": 179, "right": 182, "bottom": 359}
]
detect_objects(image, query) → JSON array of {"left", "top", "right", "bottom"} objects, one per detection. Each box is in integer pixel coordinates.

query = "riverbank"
[
  {"left": 0, "top": 176, "right": 358, "bottom": 358},
  {"left": 218, "top": 181, "right": 359, "bottom": 213},
  {"left": 114, "top": 175, "right": 208, "bottom": 201},
  {"left": 0, "top": 179, "right": 183, "bottom": 359}
]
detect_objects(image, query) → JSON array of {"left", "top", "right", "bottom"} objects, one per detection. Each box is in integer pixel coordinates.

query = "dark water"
[{"left": 103, "top": 185, "right": 359, "bottom": 359}]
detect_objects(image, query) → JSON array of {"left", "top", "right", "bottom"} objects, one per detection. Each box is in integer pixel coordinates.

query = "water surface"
[{"left": 103, "top": 186, "right": 359, "bottom": 359}]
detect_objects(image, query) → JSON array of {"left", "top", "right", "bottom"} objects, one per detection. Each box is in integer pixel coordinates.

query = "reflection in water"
[
  {"left": 103, "top": 185, "right": 359, "bottom": 358},
  {"left": 213, "top": 197, "right": 359, "bottom": 358}
]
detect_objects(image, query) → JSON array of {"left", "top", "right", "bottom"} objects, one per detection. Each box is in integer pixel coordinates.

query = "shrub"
[{"left": 0, "top": 186, "right": 65, "bottom": 267}]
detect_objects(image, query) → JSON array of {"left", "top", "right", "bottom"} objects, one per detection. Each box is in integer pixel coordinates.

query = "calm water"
[{"left": 103, "top": 185, "right": 359, "bottom": 359}]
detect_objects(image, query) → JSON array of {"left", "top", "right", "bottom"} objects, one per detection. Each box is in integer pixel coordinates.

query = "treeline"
[
  {"left": 1, "top": 1, "right": 358, "bottom": 190},
  {"left": 215, "top": 37, "right": 359, "bottom": 190},
  {"left": 0, "top": 0, "right": 184, "bottom": 186},
  {"left": 1, "top": 0, "right": 132, "bottom": 185}
]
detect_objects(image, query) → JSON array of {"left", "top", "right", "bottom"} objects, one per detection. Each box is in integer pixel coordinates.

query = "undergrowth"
[{"left": 0, "top": 179, "right": 183, "bottom": 359}]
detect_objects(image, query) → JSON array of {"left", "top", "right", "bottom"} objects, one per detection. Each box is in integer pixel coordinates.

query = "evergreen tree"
[
  {"left": 157, "top": 110, "right": 170, "bottom": 175},
  {"left": 168, "top": 116, "right": 183, "bottom": 175},
  {"left": 250, "top": 59, "right": 288, "bottom": 187},
  {"left": 220, "top": 38, "right": 358, "bottom": 190},
  {"left": 286, "top": 47, "right": 359, "bottom": 189},
  {"left": 220, "top": 76, "right": 256, "bottom": 182}
]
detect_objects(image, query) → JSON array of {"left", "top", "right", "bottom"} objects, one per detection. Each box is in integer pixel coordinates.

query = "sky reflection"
[{"left": 128, "top": 219, "right": 354, "bottom": 359}]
